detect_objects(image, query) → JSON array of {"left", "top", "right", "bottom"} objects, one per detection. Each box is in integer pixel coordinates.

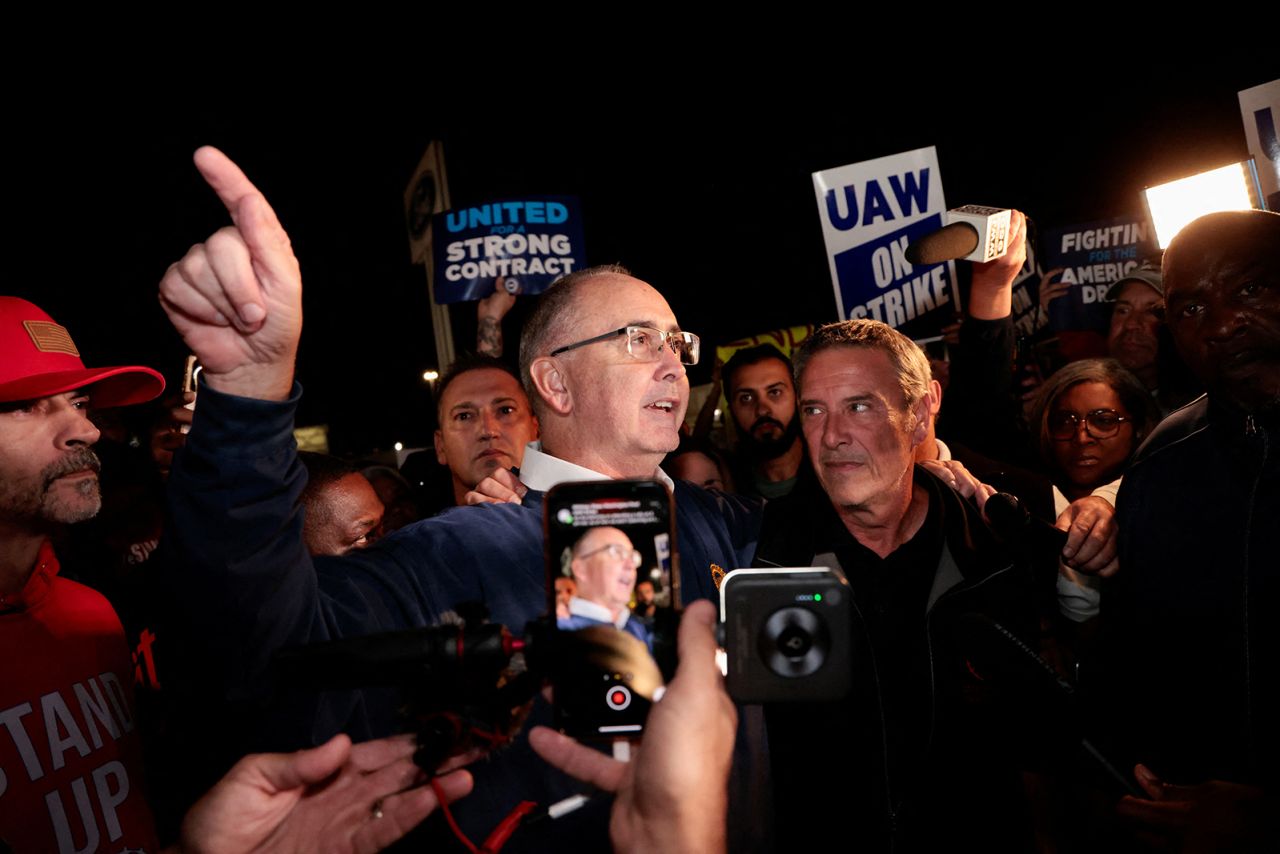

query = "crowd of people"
[{"left": 2, "top": 144, "right": 1276, "bottom": 852}]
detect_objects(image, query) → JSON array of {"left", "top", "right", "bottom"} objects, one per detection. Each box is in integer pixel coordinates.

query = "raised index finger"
[
  {"left": 193, "top": 146, "right": 297, "bottom": 286},
  {"left": 194, "top": 146, "right": 260, "bottom": 220}
]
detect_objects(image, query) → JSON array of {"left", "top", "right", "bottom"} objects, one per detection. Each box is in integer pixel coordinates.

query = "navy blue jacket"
[{"left": 159, "top": 382, "right": 761, "bottom": 849}]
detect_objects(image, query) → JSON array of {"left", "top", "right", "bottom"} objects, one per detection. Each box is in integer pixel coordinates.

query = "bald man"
[{"left": 1101, "top": 210, "right": 1280, "bottom": 851}]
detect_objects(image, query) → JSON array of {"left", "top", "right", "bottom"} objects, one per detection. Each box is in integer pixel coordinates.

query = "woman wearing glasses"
[{"left": 1028, "top": 359, "right": 1160, "bottom": 622}]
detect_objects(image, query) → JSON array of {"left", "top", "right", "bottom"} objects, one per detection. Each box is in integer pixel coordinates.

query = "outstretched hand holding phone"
[{"left": 530, "top": 600, "right": 736, "bottom": 854}]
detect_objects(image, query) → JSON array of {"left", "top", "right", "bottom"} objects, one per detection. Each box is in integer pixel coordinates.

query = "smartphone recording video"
[{"left": 544, "top": 479, "right": 679, "bottom": 739}]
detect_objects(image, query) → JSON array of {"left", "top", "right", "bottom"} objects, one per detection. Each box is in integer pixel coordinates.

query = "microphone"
[
  {"left": 274, "top": 623, "right": 519, "bottom": 689},
  {"left": 905, "top": 205, "right": 1012, "bottom": 265}
]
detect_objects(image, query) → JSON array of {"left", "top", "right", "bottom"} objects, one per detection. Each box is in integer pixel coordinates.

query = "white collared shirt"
[
  {"left": 518, "top": 441, "right": 675, "bottom": 493},
  {"left": 567, "top": 595, "right": 631, "bottom": 629}
]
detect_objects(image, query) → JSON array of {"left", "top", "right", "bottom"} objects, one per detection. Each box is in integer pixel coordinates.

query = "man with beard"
[
  {"left": 724, "top": 344, "right": 810, "bottom": 498},
  {"left": 0, "top": 296, "right": 167, "bottom": 851}
]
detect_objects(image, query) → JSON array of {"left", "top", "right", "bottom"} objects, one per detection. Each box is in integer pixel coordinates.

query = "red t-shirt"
[{"left": 0, "top": 540, "right": 159, "bottom": 853}]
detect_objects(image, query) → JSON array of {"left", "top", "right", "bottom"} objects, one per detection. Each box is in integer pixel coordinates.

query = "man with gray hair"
[{"left": 758, "top": 318, "right": 1046, "bottom": 852}]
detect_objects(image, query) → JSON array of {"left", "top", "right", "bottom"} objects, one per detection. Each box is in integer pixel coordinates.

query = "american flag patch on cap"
[{"left": 23, "top": 320, "right": 80, "bottom": 356}]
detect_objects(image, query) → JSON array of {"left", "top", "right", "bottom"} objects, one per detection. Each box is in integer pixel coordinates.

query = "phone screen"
[{"left": 544, "top": 479, "right": 679, "bottom": 739}]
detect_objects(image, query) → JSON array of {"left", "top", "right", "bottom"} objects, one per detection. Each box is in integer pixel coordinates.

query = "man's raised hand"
[{"left": 159, "top": 147, "right": 302, "bottom": 401}]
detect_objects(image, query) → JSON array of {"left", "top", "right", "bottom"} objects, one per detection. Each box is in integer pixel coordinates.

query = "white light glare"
[{"left": 1144, "top": 163, "right": 1255, "bottom": 249}]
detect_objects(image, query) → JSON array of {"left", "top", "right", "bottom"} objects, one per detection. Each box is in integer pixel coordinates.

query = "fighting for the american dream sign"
[
  {"left": 1041, "top": 215, "right": 1158, "bottom": 333},
  {"left": 813, "top": 146, "right": 958, "bottom": 338},
  {"left": 432, "top": 196, "right": 587, "bottom": 304}
]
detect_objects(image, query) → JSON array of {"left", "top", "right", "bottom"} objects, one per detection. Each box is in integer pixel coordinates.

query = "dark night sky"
[{"left": 8, "top": 62, "right": 1274, "bottom": 454}]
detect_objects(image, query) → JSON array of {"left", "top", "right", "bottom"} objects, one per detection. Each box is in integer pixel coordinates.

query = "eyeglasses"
[
  {"left": 576, "top": 543, "right": 644, "bottom": 568},
  {"left": 1048, "top": 408, "right": 1132, "bottom": 441},
  {"left": 550, "top": 325, "right": 701, "bottom": 366}
]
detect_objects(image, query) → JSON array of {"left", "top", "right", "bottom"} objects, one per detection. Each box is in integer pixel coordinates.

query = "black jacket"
[
  {"left": 1099, "top": 394, "right": 1279, "bottom": 790},
  {"left": 757, "top": 467, "right": 1046, "bottom": 852}
]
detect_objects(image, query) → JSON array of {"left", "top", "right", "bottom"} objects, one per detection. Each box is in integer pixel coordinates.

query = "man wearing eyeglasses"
[
  {"left": 154, "top": 149, "right": 761, "bottom": 849},
  {"left": 558, "top": 527, "right": 651, "bottom": 647}
]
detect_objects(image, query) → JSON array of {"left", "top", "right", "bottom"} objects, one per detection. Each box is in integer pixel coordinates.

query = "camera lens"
[
  {"left": 776, "top": 625, "right": 812, "bottom": 657},
  {"left": 759, "top": 606, "right": 829, "bottom": 677}
]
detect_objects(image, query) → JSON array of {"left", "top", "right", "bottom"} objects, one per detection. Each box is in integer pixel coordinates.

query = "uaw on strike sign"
[{"left": 812, "top": 147, "right": 959, "bottom": 339}]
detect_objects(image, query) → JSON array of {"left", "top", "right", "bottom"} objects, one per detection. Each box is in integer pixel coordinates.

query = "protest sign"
[
  {"left": 432, "top": 196, "right": 586, "bottom": 304},
  {"left": 1238, "top": 79, "right": 1280, "bottom": 211},
  {"left": 715, "top": 324, "right": 817, "bottom": 366},
  {"left": 1040, "top": 215, "right": 1158, "bottom": 333},
  {"left": 812, "top": 146, "right": 958, "bottom": 339}
]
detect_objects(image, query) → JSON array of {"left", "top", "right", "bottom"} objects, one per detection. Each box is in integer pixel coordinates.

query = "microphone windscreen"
[{"left": 904, "top": 222, "right": 979, "bottom": 265}]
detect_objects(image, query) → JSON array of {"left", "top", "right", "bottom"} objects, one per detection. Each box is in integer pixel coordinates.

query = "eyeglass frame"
[
  {"left": 1047, "top": 407, "right": 1133, "bottom": 441},
  {"left": 549, "top": 325, "right": 701, "bottom": 366},
  {"left": 575, "top": 542, "right": 644, "bottom": 568}
]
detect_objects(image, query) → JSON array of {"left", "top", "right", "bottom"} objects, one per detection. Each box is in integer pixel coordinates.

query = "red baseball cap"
[{"left": 0, "top": 297, "right": 165, "bottom": 407}]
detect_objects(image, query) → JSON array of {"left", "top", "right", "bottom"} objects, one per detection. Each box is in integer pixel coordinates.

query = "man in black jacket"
[
  {"left": 760, "top": 319, "right": 1046, "bottom": 851},
  {"left": 1101, "top": 210, "right": 1279, "bottom": 850}
]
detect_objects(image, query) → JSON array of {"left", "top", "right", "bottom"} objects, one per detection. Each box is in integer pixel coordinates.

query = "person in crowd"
[
  {"left": 1105, "top": 263, "right": 1164, "bottom": 393},
  {"left": 684, "top": 354, "right": 723, "bottom": 443},
  {"left": 723, "top": 344, "right": 809, "bottom": 498},
  {"left": 0, "top": 292, "right": 732, "bottom": 854},
  {"left": 530, "top": 600, "right": 736, "bottom": 854},
  {"left": 176, "top": 734, "right": 475, "bottom": 854},
  {"left": 632, "top": 578, "right": 658, "bottom": 626},
  {"left": 181, "top": 601, "right": 736, "bottom": 854},
  {"left": 664, "top": 434, "right": 735, "bottom": 492},
  {"left": 916, "top": 213, "right": 1121, "bottom": 576},
  {"left": 935, "top": 210, "right": 1036, "bottom": 463},
  {"left": 757, "top": 318, "right": 1050, "bottom": 851},
  {"left": 0, "top": 295, "right": 166, "bottom": 851},
  {"left": 905, "top": 358, "right": 1121, "bottom": 715},
  {"left": 1025, "top": 359, "right": 1157, "bottom": 623},
  {"left": 1097, "top": 209, "right": 1280, "bottom": 851},
  {"left": 0, "top": 297, "right": 469, "bottom": 854},
  {"left": 558, "top": 526, "right": 652, "bottom": 647},
  {"left": 153, "top": 147, "right": 762, "bottom": 849},
  {"left": 432, "top": 355, "right": 539, "bottom": 507},
  {"left": 553, "top": 574, "right": 576, "bottom": 620},
  {"left": 360, "top": 463, "right": 421, "bottom": 534},
  {"left": 298, "top": 452, "right": 385, "bottom": 557},
  {"left": 149, "top": 389, "right": 196, "bottom": 479},
  {"left": 1028, "top": 359, "right": 1158, "bottom": 505},
  {"left": 476, "top": 276, "right": 517, "bottom": 358}
]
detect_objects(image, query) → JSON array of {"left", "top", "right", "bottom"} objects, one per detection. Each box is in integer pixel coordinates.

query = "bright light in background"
[
  {"left": 422, "top": 370, "right": 440, "bottom": 382},
  {"left": 1144, "top": 162, "right": 1258, "bottom": 248},
  {"left": 394, "top": 442, "right": 403, "bottom": 452}
]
